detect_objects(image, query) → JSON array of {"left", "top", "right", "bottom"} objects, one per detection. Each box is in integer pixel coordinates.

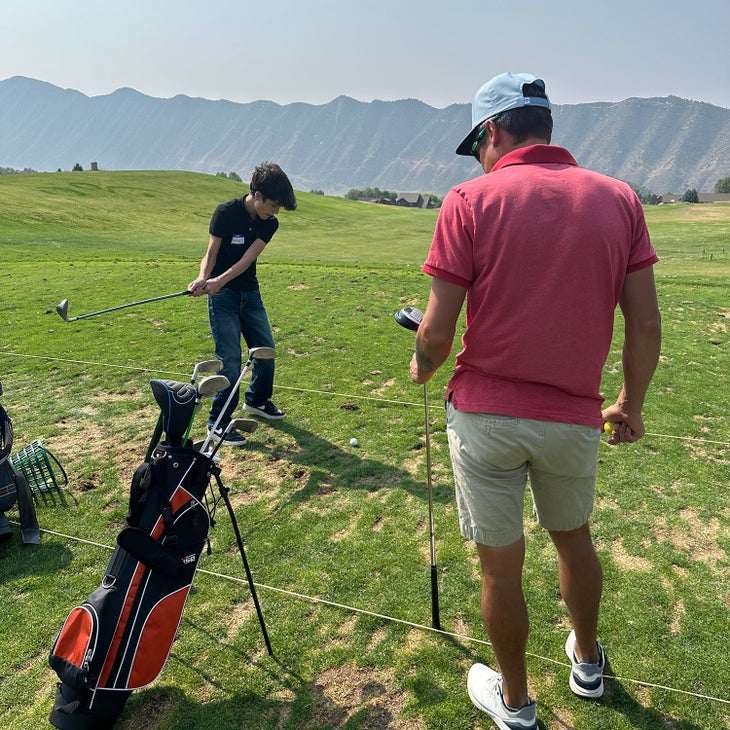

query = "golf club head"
[
  {"left": 190, "top": 359, "right": 223, "bottom": 382},
  {"left": 394, "top": 306, "right": 423, "bottom": 331},
  {"left": 192, "top": 439, "right": 221, "bottom": 462},
  {"left": 228, "top": 417, "right": 258, "bottom": 434},
  {"left": 196, "top": 374, "right": 230, "bottom": 397},
  {"left": 56, "top": 299, "right": 70, "bottom": 321},
  {"left": 249, "top": 346, "right": 276, "bottom": 360}
]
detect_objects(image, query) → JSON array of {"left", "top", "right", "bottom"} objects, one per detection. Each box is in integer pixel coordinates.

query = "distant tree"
[
  {"left": 715, "top": 176, "right": 730, "bottom": 193},
  {"left": 681, "top": 188, "right": 699, "bottom": 203},
  {"left": 228, "top": 171, "right": 242, "bottom": 182},
  {"left": 0, "top": 166, "right": 38, "bottom": 174},
  {"left": 72, "top": 163, "right": 83, "bottom": 172},
  {"left": 216, "top": 171, "right": 228, "bottom": 178},
  {"left": 310, "top": 189, "right": 325, "bottom": 195},
  {"left": 631, "top": 185, "right": 661, "bottom": 205},
  {"left": 345, "top": 187, "right": 396, "bottom": 202}
]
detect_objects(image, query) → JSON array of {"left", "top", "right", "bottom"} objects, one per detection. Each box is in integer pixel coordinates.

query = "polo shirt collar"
[{"left": 491, "top": 144, "right": 578, "bottom": 172}]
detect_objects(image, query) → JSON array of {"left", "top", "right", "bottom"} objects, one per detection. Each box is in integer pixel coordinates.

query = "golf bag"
[
  {"left": 48, "top": 380, "right": 213, "bottom": 729},
  {"left": 0, "top": 388, "right": 40, "bottom": 544}
]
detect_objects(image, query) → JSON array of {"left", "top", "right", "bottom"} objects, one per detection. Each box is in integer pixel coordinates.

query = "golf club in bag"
[
  {"left": 199, "top": 346, "right": 277, "bottom": 455},
  {"left": 394, "top": 307, "right": 441, "bottom": 630},
  {"left": 48, "top": 375, "right": 271, "bottom": 730},
  {"left": 144, "top": 359, "right": 223, "bottom": 462},
  {"left": 55, "top": 291, "right": 190, "bottom": 323},
  {"left": 0, "top": 382, "right": 40, "bottom": 544}
]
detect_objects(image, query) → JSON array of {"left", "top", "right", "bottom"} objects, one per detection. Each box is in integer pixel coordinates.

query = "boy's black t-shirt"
[{"left": 209, "top": 197, "right": 279, "bottom": 291}]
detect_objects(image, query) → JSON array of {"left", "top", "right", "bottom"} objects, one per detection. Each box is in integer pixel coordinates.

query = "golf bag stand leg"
[{"left": 214, "top": 470, "right": 273, "bottom": 655}]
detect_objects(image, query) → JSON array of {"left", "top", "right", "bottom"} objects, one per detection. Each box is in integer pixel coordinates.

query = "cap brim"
[{"left": 455, "top": 123, "right": 481, "bottom": 156}]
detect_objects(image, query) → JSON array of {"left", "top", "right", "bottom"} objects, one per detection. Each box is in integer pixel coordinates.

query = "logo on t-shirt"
[{"left": 231, "top": 234, "right": 246, "bottom": 246}]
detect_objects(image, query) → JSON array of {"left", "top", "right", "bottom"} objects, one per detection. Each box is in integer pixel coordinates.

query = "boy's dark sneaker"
[
  {"left": 207, "top": 426, "right": 247, "bottom": 447},
  {"left": 244, "top": 400, "right": 286, "bottom": 420}
]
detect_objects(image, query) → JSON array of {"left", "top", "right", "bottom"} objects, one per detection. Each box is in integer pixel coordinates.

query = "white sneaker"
[
  {"left": 467, "top": 664, "right": 537, "bottom": 730},
  {"left": 565, "top": 629, "right": 606, "bottom": 698}
]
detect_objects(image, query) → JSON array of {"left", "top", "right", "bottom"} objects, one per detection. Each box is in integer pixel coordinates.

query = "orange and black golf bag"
[{"left": 48, "top": 379, "right": 270, "bottom": 729}]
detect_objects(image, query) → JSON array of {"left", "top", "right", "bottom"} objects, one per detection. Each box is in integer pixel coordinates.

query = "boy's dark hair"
[
  {"left": 250, "top": 162, "right": 297, "bottom": 210},
  {"left": 492, "top": 83, "right": 553, "bottom": 144}
]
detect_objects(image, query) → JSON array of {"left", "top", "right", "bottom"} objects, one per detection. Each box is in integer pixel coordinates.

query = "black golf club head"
[
  {"left": 394, "top": 306, "right": 424, "bottom": 331},
  {"left": 56, "top": 299, "right": 69, "bottom": 321}
]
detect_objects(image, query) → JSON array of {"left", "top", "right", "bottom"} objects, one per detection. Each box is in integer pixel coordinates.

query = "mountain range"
[{"left": 1, "top": 76, "right": 729, "bottom": 196}]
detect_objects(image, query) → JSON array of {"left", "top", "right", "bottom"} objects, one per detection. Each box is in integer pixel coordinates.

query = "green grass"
[{"left": 1, "top": 171, "right": 728, "bottom": 729}]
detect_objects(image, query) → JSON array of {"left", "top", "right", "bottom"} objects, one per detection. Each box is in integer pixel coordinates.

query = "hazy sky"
[{"left": 3, "top": 0, "right": 729, "bottom": 109}]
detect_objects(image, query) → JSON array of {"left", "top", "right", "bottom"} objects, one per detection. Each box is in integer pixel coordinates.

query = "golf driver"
[
  {"left": 55, "top": 290, "right": 190, "bottom": 322},
  {"left": 145, "top": 359, "right": 223, "bottom": 461},
  {"left": 394, "top": 306, "right": 441, "bottom": 630},
  {"left": 199, "top": 346, "right": 276, "bottom": 454}
]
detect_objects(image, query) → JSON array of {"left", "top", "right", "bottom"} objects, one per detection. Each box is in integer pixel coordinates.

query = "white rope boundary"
[
  {"left": 13, "top": 526, "right": 725, "bottom": 706},
  {"left": 1, "top": 352, "right": 728, "bottom": 446},
  {"left": 3, "top": 351, "right": 730, "bottom": 704}
]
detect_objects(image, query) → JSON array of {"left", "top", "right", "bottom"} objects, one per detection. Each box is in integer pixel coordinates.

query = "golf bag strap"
[
  {"left": 0, "top": 404, "right": 12, "bottom": 461},
  {"left": 14, "top": 465, "right": 40, "bottom": 545},
  {"left": 116, "top": 527, "right": 184, "bottom": 578}
]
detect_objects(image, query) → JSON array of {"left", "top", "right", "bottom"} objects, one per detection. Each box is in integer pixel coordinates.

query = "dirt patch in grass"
[
  {"left": 609, "top": 537, "right": 653, "bottom": 572},
  {"left": 652, "top": 508, "right": 727, "bottom": 571},
  {"left": 306, "top": 662, "right": 424, "bottom": 730}
]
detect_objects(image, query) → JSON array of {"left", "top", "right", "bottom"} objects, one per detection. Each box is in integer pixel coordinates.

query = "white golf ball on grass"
[{"left": 349, "top": 438, "right": 359, "bottom": 447}]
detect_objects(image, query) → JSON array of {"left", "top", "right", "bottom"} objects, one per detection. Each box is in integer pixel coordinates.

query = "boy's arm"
[
  {"left": 188, "top": 235, "right": 222, "bottom": 296},
  {"left": 188, "top": 237, "right": 267, "bottom": 296}
]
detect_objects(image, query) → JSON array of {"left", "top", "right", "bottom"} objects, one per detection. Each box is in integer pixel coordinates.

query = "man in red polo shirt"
[{"left": 410, "top": 72, "right": 661, "bottom": 729}]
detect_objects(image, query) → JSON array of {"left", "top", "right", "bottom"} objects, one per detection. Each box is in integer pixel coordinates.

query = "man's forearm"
[
  {"left": 413, "top": 331, "right": 452, "bottom": 383},
  {"left": 619, "top": 321, "right": 661, "bottom": 414}
]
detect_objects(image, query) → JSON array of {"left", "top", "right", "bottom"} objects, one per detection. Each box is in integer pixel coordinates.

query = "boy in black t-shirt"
[{"left": 188, "top": 162, "right": 297, "bottom": 445}]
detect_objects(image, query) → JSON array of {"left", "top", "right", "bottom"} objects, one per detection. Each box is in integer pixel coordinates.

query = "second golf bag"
[
  {"left": 48, "top": 380, "right": 213, "bottom": 729},
  {"left": 0, "top": 385, "right": 40, "bottom": 544}
]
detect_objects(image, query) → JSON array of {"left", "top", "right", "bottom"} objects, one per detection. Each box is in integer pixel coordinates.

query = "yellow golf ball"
[{"left": 603, "top": 422, "right": 614, "bottom": 435}]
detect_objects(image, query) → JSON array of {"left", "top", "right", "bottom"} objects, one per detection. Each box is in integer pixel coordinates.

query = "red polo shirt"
[{"left": 423, "top": 145, "right": 658, "bottom": 427}]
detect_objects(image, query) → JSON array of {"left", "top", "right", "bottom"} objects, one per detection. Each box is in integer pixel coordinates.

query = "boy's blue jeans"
[{"left": 207, "top": 288, "right": 276, "bottom": 428}]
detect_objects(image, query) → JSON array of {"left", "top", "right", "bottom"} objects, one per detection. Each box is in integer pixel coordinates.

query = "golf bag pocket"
[{"left": 49, "top": 605, "right": 99, "bottom": 690}]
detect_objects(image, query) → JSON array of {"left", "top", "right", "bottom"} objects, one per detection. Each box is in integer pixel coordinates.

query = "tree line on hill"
[{"left": 3, "top": 166, "right": 730, "bottom": 206}]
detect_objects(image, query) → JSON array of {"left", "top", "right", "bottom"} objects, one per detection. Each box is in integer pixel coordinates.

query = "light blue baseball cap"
[{"left": 455, "top": 72, "right": 551, "bottom": 156}]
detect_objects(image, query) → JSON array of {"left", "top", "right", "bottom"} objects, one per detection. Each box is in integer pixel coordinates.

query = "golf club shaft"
[
  {"left": 66, "top": 290, "right": 189, "bottom": 321},
  {"left": 423, "top": 383, "right": 441, "bottom": 630},
  {"left": 201, "top": 357, "right": 254, "bottom": 455}
]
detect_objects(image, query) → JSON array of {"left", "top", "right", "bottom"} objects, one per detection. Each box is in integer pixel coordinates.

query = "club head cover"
[{"left": 150, "top": 380, "right": 198, "bottom": 447}]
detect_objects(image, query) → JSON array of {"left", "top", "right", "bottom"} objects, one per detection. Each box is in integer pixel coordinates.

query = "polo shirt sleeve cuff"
[
  {"left": 422, "top": 264, "right": 470, "bottom": 288},
  {"left": 627, "top": 253, "right": 659, "bottom": 273}
]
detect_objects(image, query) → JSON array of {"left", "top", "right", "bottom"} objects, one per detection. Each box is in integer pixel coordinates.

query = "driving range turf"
[{"left": 1, "top": 171, "right": 728, "bottom": 729}]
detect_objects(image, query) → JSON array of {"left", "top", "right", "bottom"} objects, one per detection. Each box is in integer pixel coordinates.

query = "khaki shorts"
[{"left": 446, "top": 402, "right": 600, "bottom": 547}]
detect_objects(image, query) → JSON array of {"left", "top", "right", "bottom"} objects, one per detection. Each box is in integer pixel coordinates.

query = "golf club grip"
[{"left": 430, "top": 565, "right": 441, "bottom": 630}]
